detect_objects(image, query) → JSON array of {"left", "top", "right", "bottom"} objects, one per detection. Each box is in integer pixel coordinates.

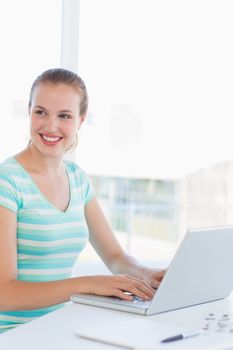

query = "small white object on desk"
[
  {"left": 75, "top": 318, "right": 233, "bottom": 350},
  {"left": 200, "top": 311, "right": 233, "bottom": 334}
]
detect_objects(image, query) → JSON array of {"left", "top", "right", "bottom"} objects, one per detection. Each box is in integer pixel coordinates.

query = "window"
[
  {"left": 65, "top": 0, "right": 233, "bottom": 260},
  {"left": 0, "top": 0, "right": 62, "bottom": 161}
]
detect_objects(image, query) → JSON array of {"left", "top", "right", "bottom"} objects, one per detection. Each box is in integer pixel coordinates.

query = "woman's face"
[{"left": 29, "top": 82, "right": 85, "bottom": 159}]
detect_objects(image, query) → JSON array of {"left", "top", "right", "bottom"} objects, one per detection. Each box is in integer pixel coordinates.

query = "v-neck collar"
[{"left": 11, "top": 157, "right": 72, "bottom": 215}]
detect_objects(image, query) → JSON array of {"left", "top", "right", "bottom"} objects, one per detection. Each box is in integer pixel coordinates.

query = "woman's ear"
[{"left": 78, "top": 113, "right": 87, "bottom": 129}]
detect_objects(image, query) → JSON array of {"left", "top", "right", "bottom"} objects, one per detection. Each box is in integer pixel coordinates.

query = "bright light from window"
[
  {"left": 77, "top": 0, "right": 233, "bottom": 179},
  {"left": 0, "top": 0, "right": 62, "bottom": 161}
]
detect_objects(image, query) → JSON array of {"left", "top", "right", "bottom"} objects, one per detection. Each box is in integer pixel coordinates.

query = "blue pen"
[{"left": 161, "top": 330, "right": 202, "bottom": 343}]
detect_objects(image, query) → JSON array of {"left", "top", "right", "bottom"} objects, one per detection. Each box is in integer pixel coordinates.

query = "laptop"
[{"left": 70, "top": 226, "right": 233, "bottom": 315}]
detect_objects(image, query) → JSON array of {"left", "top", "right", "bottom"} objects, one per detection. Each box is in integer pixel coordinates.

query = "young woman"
[{"left": 0, "top": 68, "right": 165, "bottom": 332}]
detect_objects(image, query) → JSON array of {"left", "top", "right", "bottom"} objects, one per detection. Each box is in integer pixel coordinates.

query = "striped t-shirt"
[{"left": 0, "top": 157, "right": 94, "bottom": 333}]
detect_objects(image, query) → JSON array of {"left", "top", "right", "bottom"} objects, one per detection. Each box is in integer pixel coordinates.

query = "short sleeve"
[
  {"left": 67, "top": 161, "right": 95, "bottom": 205},
  {"left": 80, "top": 170, "right": 95, "bottom": 205},
  {"left": 0, "top": 171, "right": 20, "bottom": 213}
]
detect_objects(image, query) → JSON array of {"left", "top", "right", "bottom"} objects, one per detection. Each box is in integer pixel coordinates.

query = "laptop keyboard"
[
  {"left": 132, "top": 296, "right": 145, "bottom": 303},
  {"left": 110, "top": 295, "right": 150, "bottom": 307},
  {"left": 72, "top": 292, "right": 152, "bottom": 308}
]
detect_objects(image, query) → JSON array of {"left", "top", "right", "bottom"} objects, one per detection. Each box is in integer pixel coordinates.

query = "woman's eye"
[
  {"left": 35, "top": 110, "right": 46, "bottom": 116},
  {"left": 59, "top": 114, "right": 71, "bottom": 119}
]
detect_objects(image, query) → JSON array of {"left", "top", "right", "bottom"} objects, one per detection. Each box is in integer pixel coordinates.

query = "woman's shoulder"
[
  {"left": 0, "top": 157, "right": 29, "bottom": 188},
  {"left": 0, "top": 158, "right": 20, "bottom": 193},
  {"left": 0, "top": 156, "right": 15, "bottom": 168},
  {"left": 64, "top": 159, "right": 85, "bottom": 175},
  {"left": 0, "top": 157, "right": 18, "bottom": 176},
  {"left": 0, "top": 157, "right": 23, "bottom": 210},
  {"left": 64, "top": 160, "right": 90, "bottom": 183}
]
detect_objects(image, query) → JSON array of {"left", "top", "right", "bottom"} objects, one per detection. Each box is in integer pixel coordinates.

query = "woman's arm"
[
  {"left": 0, "top": 205, "right": 88, "bottom": 311},
  {"left": 0, "top": 205, "right": 154, "bottom": 311},
  {"left": 85, "top": 197, "right": 166, "bottom": 289}
]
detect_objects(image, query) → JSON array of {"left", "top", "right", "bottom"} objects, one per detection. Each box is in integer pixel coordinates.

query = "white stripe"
[
  {"left": 68, "top": 186, "right": 84, "bottom": 198},
  {"left": 0, "top": 179, "right": 14, "bottom": 191},
  {"left": 67, "top": 204, "right": 85, "bottom": 213},
  {"left": 18, "top": 193, "right": 41, "bottom": 201},
  {"left": 18, "top": 237, "right": 86, "bottom": 247},
  {"left": 69, "top": 204, "right": 84, "bottom": 212},
  {"left": 18, "top": 267, "right": 71, "bottom": 275},
  {"left": 19, "top": 208, "right": 57, "bottom": 216},
  {"left": 12, "top": 176, "right": 31, "bottom": 184},
  {"left": 0, "top": 325, "right": 17, "bottom": 330},
  {"left": 69, "top": 170, "right": 80, "bottom": 179},
  {"left": 70, "top": 187, "right": 83, "bottom": 195},
  {"left": 18, "top": 204, "right": 84, "bottom": 216},
  {"left": 0, "top": 196, "right": 17, "bottom": 210},
  {"left": 18, "top": 221, "right": 86, "bottom": 230},
  {"left": 18, "top": 252, "right": 79, "bottom": 260},
  {"left": 2, "top": 163, "right": 19, "bottom": 169},
  {"left": 0, "top": 315, "right": 35, "bottom": 322}
]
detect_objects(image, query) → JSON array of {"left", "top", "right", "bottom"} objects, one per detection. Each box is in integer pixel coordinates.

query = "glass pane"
[
  {"left": 0, "top": 0, "right": 62, "bottom": 161},
  {"left": 78, "top": 0, "right": 233, "bottom": 179},
  {"left": 76, "top": 0, "right": 233, "bottom": 258}
]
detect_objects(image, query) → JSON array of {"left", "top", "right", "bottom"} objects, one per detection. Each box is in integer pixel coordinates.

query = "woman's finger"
[
  {"left": 112, "top": 289, "right": 134, "bottom": 301},
  {"left": 113, "top": 278, "right": 155, "bottom": 300},
  {"left": 120, "top": 274, "right": 155, "bottom": 293}
]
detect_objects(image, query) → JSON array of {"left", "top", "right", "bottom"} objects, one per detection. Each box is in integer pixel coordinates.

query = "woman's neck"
[{"left": 14, "top": 144, "right": 65, "bottom": 176}]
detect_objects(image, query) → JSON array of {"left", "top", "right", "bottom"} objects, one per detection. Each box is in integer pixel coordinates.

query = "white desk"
[{"left": 0, "top": 293, "right": 232, "bottom": 350}]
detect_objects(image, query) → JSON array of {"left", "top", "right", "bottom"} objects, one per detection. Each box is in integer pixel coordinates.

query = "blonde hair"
[
  {"left": 28, "top": 68, "right": 88, "bottom": 152},
  {"left": 29, "top": 68, "right": 88, "bottom": 116}
]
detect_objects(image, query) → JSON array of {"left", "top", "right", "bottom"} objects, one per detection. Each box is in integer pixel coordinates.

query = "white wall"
[{"left": 0, "top": 0, "right": 62, "bottom": 161}]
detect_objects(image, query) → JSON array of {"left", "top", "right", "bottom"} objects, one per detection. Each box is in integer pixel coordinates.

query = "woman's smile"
[
  {"left": 29, "top": 83, "right": 83, "bottom": 157},
  {"left": 39, "top": 133, "right": 63, "bottom": 146}
]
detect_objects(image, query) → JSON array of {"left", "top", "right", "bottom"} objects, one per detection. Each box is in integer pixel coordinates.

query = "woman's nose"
[{"left": 45, "top": 116, "right": 59, "bottom": 132}]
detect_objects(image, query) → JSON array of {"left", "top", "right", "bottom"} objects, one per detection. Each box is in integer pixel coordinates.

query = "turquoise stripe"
[
  {"left": 0, "top": 327, "right": 15, "bottom": 333},
  {"left": 18, "top": 258, "right": 76, "bottom": 269},
  {"left": 18, "top": 245, "right": 84, "bottom": 255},
  {"left": 18, "top": 231, "right": 88, "bottom": 241},
  {"left": 0, "top": 157, "right": 94, "bottom": 331},
  {"left": 18, "top": 262, "right": 76, "bottom": 270},
  {"left": 17, "top": 187, "right": 40, "bottom": 194},
  {"left": 0, "top": 320, "right": 25, "bottom": 325},
  {"left": 18, "top": 214, "right": 85, "bottom": 224},
  {"left": 18, "top": 241, "right": 86, "bottom": 250},
  {"left": 17, "top": 226, "right": 88, "bottom": 234},
  {"left": 0, "top": 201, "right": 17, "bottom": 213},
  {"left": 18, "top": 274, "right": 71, "bottom": 282},
  {"left": 0, "top": 304, "right": 63, "bottom": 318}
]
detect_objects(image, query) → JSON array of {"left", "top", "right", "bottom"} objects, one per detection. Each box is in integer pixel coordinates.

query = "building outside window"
[
  {"left": 1, "top": 0, "right": 233, "bottom": 264},
  {"left": 72, "top": 0, "right": 233, "bottom": 262}
]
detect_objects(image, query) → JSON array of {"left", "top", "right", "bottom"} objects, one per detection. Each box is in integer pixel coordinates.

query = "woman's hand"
[
  {"left": 142, "top": 268, "right": 167, "bottom": 289},
  {"left": 81, "top": 274, "right": 155, "bottom": 301}
]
